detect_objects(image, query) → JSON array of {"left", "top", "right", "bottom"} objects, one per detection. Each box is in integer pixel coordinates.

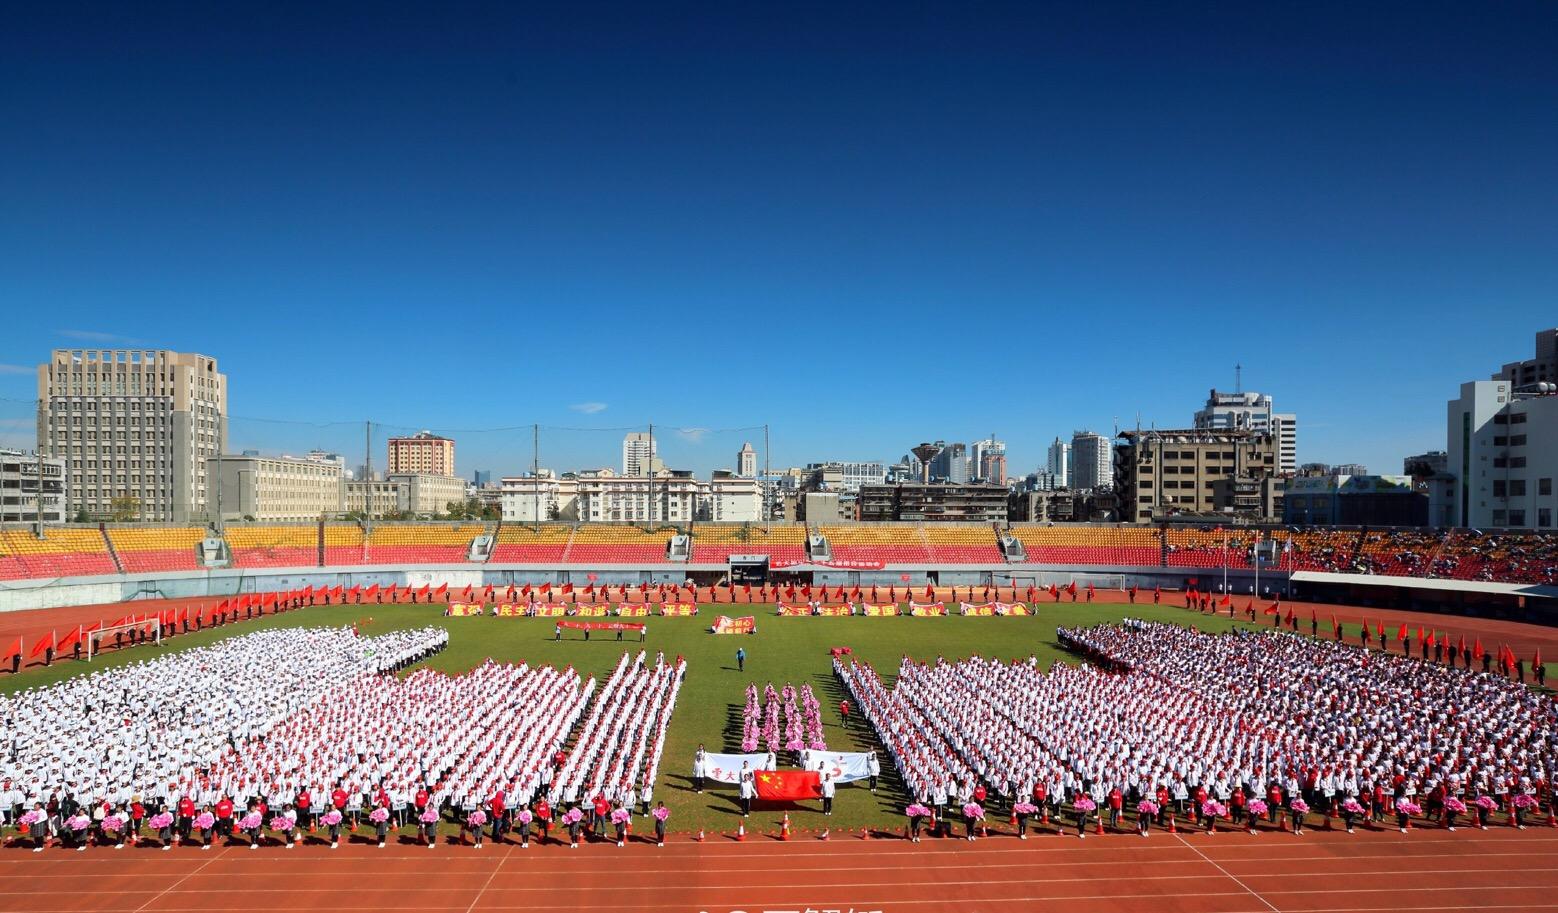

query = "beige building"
[
  {"left": 38, "top": 349, "right": 227, "bottom": 522},
  {"left": 345, "top": 479, "right": 404, "bottom": 517},
  {"left": 207, "top": 453, "right": 344, "bottom": 522},
  {"left": 500, "top": 473, "right": 580, "bottom": 522},
  {"left": 388, "top": 431, "right": 455, "bottom": 476},
  {"left": 0, "top": 449, "right": 67, "bottom": 525},
  {"left": 392, "top": 473, "right": 469, "bottom": 516},
  {"left": 1114, "top": 429, "right": 1277, "bottom": 522},
  {"left": 576, "top": 469, "right": 699, "bottom": 523}
]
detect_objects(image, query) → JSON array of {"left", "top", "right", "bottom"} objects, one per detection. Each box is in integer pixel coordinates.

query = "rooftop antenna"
[{"left": 1235, "top": 363, "right": 1243, "bottom": 394}]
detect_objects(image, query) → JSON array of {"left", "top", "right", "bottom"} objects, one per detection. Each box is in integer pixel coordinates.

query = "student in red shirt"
[
  {"left": 177, "top": 795, "right": 196, "bottom": 842},
  {"left": 591, "top": 794, "right": 610, "bottom": 836},
  {"left": 215, "top": 796, "right": 235, "bottom": 841},
  {"left": 331, "top": 784, "right": 351, "bottom": 831},
  {"left": 295, "top": 788, "right": 312, "bottom": 833},
  {"left": 535, "top": 799, "right": 552, "bottom": 843},
  {"left": 1107, "top": 787, "right": 1124, "bottom": 830},
  {"left": 130, "top": 798, "right": 145, "bottom": 844},
  {"left": 488, "top": 790, "right": 506, "bottom": 844}
]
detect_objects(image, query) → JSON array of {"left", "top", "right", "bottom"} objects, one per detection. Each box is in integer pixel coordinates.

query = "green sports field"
[{"left": 1, "top": 602, "right": 1260, "bottom": 835}]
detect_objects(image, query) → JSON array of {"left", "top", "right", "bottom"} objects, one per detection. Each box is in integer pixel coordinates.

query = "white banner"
[
  {"left": 802, "top": 751, "right": 873, "bottom": 783},
  {"left": 702, "top": 753, "right": 768, "bottom": 784}
]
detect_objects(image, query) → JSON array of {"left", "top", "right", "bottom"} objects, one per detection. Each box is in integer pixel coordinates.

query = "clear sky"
[{"left": 2, "top": 2, "right": 1556, "bottom": 479}]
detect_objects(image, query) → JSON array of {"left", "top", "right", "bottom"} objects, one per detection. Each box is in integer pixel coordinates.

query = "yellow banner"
[
  {"left": 776, "top": 604, "right": 811, "bottom": 616},
  {"left": 909, "top": 602, "right": 947, "bottom": 617},
  {"left": 712, "top": 615, "right": 756, "bottom": 634},
  {"left": 447, "top": 603, "right": 485, "bottom": 617},
  {"left": 495, "top": 603, "right": 526, "bottom": 617},
  {"left": 532, "top": 603, "right": 569, "bottom": 617},
  {"left": 616, "top": 604, "right": 652, "bottom": 617},
  {"left": 659, "top": 603, "right": 698, "bottom": 616},
  {"left": 573, "top": 604, "right": 610, "bottom": 617},
  {"left": 960, "top": 602, "right": 996, "bottom": 616},
  {"left": 995, "top": 602, "right": 1031, "bottom": 616},
  {"left": 815, "top": 604, "right": 853, "bottom": 617},
  {"left": 861, "top": 603, "right": 900, "bottom": 617}
]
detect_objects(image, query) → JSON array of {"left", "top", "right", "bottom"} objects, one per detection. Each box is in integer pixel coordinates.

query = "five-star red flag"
[{"left": 753, "top": 770, "right": 822, "bottom": 801}]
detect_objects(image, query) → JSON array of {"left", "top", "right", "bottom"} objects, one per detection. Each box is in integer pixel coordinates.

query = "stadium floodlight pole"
[
  {"left": 764, "top": 423, "right": 771, "bottom": 535},
  {"left": 647, "top": 422, "right": 654, "bottom": 528},
  {"left": 532, "top": 423, "right": 539, "bottom": 529},
  {"left": 364, "top": 420, "right": 373, "bottom": 528}
]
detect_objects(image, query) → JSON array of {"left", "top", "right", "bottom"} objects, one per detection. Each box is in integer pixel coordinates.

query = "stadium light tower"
[{"left": 911, "top": 443, "right": 943, "bottom": 484}]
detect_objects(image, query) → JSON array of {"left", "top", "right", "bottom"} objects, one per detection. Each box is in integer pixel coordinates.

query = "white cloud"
[
  {"left": 569, "top": 402, "right": 608, "bottom": 414},
  {"left": 0, "top": 364, "right": 33, "bottom": 375},
  {"left": 59, "top": 329, "right": 146, "bottom": 344},
  {"left": 677, "top": 427, "right": 710, "bottom": 443}
]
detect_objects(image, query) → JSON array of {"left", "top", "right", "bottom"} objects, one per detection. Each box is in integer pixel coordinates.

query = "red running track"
[{"left": 4, "top": 822, "right": 1557, "bottom": 913}]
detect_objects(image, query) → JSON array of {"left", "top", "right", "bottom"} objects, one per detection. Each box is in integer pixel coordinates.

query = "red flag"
[
  {"left": 1473, "top": 638, "right": 1485, "bottom": 660},
  {"left": 29, "top": 631, "right": 55, "bottom": 658},
  {"left": 562, "top": 583, "right": 574, "bottom": 595},
  {"left": 57, "top": 626, "right": 82, "bottom": 650},
  {"left": 433, "top": 582, "right": 448, "bottom": 596},
  {"left": 925, "top": 585, "right": 935, "bottom": 599},
  {"left": 1330, "top": 615, "right": 1340, "bottom": 636},
  {"left": 364, "top": 584, "right": 380, "bottom": 599},
  {"left": 1535, "top": 647, "right": 1543, "bottom": 669},
  {"left": 3, "top": 637, "right": 21, "bottom": 660},
  {"left": 1458, "top": 634, "right": 1467, "bottom": 655},
  {"left": 1376, "top": 621, "right": 1386, "bottom": 638},
  {"left": 1219, "top": 594, "right": 1232, "bottom": 607},
  {"left": 419, "top": 584, "right": 432, "bottom": 600},
  {"left": 753, "top": 770, "right": 822, "bottom": 801},
  {"left": 385, "top": 583, "right": 398, "bottom": 599},
  {"left": 1309, "top": 609, "right": 1316, "bottom": 625},
  {"left": 1283, "top": 606, "right": 1294, "bottom": 623},
  {"left": 1416, "top": 626, "right": 1424, "bottom": 643},
  {"left": 1396, "top": 623, "right": 1408, "bottom": 642},
  {"left": 540, "top": 582, "right": 550, "bottom": 594},
  {"left": 1262, "top": 602, "right": 1278, "bottom": 615},
  {"left": 1425, "top": 630, "right": 1436, "bottom": 648}
]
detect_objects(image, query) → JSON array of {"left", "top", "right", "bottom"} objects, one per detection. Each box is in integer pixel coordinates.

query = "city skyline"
[{"left": 3, "top": 4, "right": 1556, "bottom": 479}]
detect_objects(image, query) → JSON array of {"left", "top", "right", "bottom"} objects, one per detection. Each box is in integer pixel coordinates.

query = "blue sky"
[{"left": 3, "top": 2, "right": 1556, "bottom": 479}]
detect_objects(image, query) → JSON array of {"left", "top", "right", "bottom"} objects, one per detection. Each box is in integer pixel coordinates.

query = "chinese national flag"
[{"left": 753, "top": 770, "right": 822, "bottom": 801}]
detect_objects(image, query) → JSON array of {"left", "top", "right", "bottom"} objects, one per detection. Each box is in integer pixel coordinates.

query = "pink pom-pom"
[
  {"left": 1246, "top": 799, "right": 1268, "bottom": 816},
  {"left": 148, "top": 812, "right": 174, "bottom": 829},
  {"left": 610, "top": 808, "right": 630, "bottom": 824},
  {"left": 962, "top": 802, "right": 985, "bottom": 820},
  {"left": 1443, "top": 797, "right": 1466, "bottom": 813},
  {"left": 368, "top": 807, "right": 390, "bottom": 824},
  {"left": 1073, "top": 797, "right": 1096, "bottom": 812},
  {"left": 1136, "top": 801, "right": 1158, "bottom": 815},
  {"left": 467, "top": 810, "right": 487, "bottom": 827},
  {"left": 193, "top": 813, "right": 215, "bottom": 830},
  {"left": 1289, "top": 799, "right": 1309, "bottom": 814},
  {"left": 320, "top": 810, "right": 343, "bottom": 826},
  {"left": 269, "top": 816, "right": 293, "bottom": 832},
  {"left": 651, "top": 806, "right": 670, "bottom": 821},
  {"left": 515, "top": 810, "right": 533, "bottom": 825},
  {"left": 238, "top": 813, "right": 263, "bottom": 830}
]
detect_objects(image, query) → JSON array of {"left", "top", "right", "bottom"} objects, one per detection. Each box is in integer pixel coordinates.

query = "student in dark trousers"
[{"left": 736, "top": 647, "right": 745, "bottom": 672}]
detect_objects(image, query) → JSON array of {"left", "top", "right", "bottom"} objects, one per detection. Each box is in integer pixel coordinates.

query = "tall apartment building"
[
  {"left": 856, "top": 482, "right": 1008, "bottom": 522},
  {"left": 1193, "top": 389, "right": 1297, "bottom": 475},
  {"left": 0, "top": 450, "right": 66, "bottom": 525},
  {"left": 37, "top": 349, "right": 226, "bottom": 521},
  {"left": 1046, "top": 437, "right": 1071, "bottom": 488},
  {"left": 577, "top": 469, "right": 699, "bottom": 523},
  {"left": 737, "top": 442, "right": 757, "bottom": 478},
  {"left": 622, "top": 432, "right": 658, "bottom": 477},
  {"left": 499, "top": 473, "right": 580, "bottom": 522},
  {"left": 1114, "top": 428, "right": 1278, "bottom": 522},
  {"left": 206, "top": 453, "right": 344, "bottom": 522},
  {"left": 971, "top": 437, "right": 1007, "bottom": 485},
  {"left": 387, "top": 431, "right": 455, "bottom": 476},
  {"left": 1070, "top": 431, "right": 1113, "bottom": 491}
]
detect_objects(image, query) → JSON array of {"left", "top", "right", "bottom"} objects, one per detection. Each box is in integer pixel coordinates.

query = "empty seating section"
[
  {"left": 566, "top": 525, "right": 674, "bottom": 563},
  {"left": 107, "top": 526, "right": 206, "bottom": 572},
  {"left": 691, "top": 523, "right": 807, "bottom": 562},
  {"left": 490, "top": 524, "right": 574, "bottom": 562},
  {"left": 1163, "top": 528, "right": 1254, "bottom": 569},
  {"left": 1011, "top": 525, "right": 1160, "bottom": 566},
  {"left": 1274, "top": 528, "right": 1359, "bottom": 572},
  {"left": 322, "top": 524, "right": 367, "bottom": 565},
  {"left": 226, "top": 525, "right": 319, "bottom": 568},
  {"left": 363, "top": 523, "right": 485, "bottom": 564},
  {"left": 821, "top": 525, "right": 933, "bottom": 563},
  {"left": 0, "top": 528, "right": 117, "bottom": 579},
  {"left": 920, "top": 525, "right": 1004, "bottom": 563}
]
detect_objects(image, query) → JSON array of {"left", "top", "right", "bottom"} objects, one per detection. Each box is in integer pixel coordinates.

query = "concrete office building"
[
  {"left": 929, "top": 442, "right": 970, "bottom": 484},
  {"left": 1193, "top": 389, "right": 1298, "bottom": 475},
  {"left": 207, "top": 453, "right": 344, "bottom": 522},
  {"left": 622, "top": 432, "right": 661, "bottom": 477},
  {"left": 576, "top": 469, "right": 699, "bottom": 523},
  {"left": 1071, "top": 431, "right": 1113, "bottom": 491},
  {"left": 387, "top": 431, "right": 455, "bottom": 476},
  {"left": 1494, "top": 328, "right": 1558, "bottom": 386},
  {"left": 1442, "top": 379, "right": 1558, "bottom": 528},
  {"left": 1114, "top": 428, "right": 1278, "bottom": 522},
  {"left": 1046, "top": 438, "right": 1071, "bottom": 489},
  {"left": 37, "top": 348, "right": 226, "bottom": 522},
  {"left": 499, "top": 473, "right": 580, "bottom": 523}
]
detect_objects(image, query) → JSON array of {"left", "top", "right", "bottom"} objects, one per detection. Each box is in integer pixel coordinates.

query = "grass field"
[{"left": 0, "top": 601, "right": 1261, "bottom": 835}]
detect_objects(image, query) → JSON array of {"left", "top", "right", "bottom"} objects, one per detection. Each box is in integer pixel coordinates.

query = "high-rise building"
[
  {"left": 1494, "top": 328, "right": 1558, "bottom": 386},
  {"left": 1045, "top": 437, "right": 1071, "bottom": 488},
  {"left": 387, "top": 431, "right": 455, "bottom": 476},
  {"left": 622, "top": 432, "right": 657, "bottom": 477},
  {"left": 37, "top": 348, "right": 227, "bottom": 522},
  {"left": 1442, "top": 379, "right": 1558, "bottom": 529},
  {"left": 929, "top": 442, "right": 970, "bottom": 483},
  {"left": 472, "top": 469, "right": 491, "bottom": 487},
  {"left": 736, "top": 442, "right": 757, "bottom": 478},
  {"left": 1070, "top": 431, "right": 1112, "bottom": 491},
  {"left": 0, "top": 449, "right": 66, "bottom": 525},
  {"left": 971, "top": 437, "right": 1007, "bottom": 484},
  {"left": 1193, "top": 389, "right": 1298, "bottom": 475},
  {"left": 1114, "top": 428, "right": 1279, "bottom": 522}
]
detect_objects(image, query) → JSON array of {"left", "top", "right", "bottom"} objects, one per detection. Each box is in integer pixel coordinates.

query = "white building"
[
  {"left": 1193, "top": 389, "right": 1298, "bottom": 475},
  {"left": 0, "top": 449, "right": 67, "bottom": 525},
  {"left": 576, "top": 469, "right": 698, "bottom": 523},
  {"left": 803, "top": 461, "right": 887, "bottom": 492},
  {"left": 1070, "top": 431, "right": 1112, "bottom": 491},
  {"left": 1442, "top": 379, "right": 1558, "bottom": 529},
  {"left": 970, "top": 437, "right": 1005, "bottom": 481},
  {"left": 499, "top": 473, "right": 580, "bottom": 522},
  {"left": 1045, "top": 437, "right": 1071, "bottom": 488},
  {"left": 702, "top": 473, "right": 763, "bottom": 522},
  {"left": 622, "top": 432, "right": 658, "bottom": 477},
  {"left": 737, "top": 442, "right": 757, "bottom": 478},
  {"left": 207, "top": 453, "right": 344, "bottom": 522}
]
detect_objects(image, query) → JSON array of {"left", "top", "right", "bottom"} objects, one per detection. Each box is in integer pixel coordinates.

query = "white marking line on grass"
[
  {"left": 1175, "top": 832, "right": 1281, "bottom": 913},
  {"left": 463, "top": 845, "right": 512, "bottom": 913},
  {"left": 130, "top": 844, "right": 229, "bottom": 913}
]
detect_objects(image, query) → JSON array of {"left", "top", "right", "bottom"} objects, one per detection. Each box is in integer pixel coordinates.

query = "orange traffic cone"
[
  {"left": 1095, "top": 816, "right": 1104, "bottom": 836},
  {"left": 736, "top": 823, "right": 745, "bottom": 842},
  {"left": 1167, "top": 812, "right": 1177, "bottom": 834},
  {"left": 1547, "top": 811, "right": 1556, "bottom": 828},
  {"left": 780, "top": 814, "right": 790, "bottom": 841},
  {"left": 696, "top": 828, "right": 705, "bottom": 842},
  {"left": 861, "top": 826, "right": 870, "bottom": 840}
]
